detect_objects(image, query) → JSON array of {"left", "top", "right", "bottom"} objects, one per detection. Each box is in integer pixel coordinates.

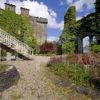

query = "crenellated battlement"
[
  {"left": 34, "top": 17, "right": 48, "bottom": 24},
  {"left": 5, "top": 3, "right": 16, "bottom": 12},
  {"left": 30, "top": 16, "right": 48, "bottom": 24},
  {"left": 4, "top": 3, "right": 48, "bottom": 23},
  {"left": 21, "top": 7, "right": 29, "bottom": 16}
]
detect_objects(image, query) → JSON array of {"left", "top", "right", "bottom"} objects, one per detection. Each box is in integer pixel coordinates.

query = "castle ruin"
[{"left": 0, "top": 3, "right": 48, "bottom": 44}]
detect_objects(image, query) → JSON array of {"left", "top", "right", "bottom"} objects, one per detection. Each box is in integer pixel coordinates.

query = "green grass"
[
  {"left": 0, "top": 64, "right": 7, "bottom": 73},
  {"left": 48, "top": 62, "right": 90, "bottom": 87}
]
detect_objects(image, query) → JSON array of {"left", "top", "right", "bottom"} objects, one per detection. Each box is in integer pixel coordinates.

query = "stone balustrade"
[{"left": 0, "top": 28, "right": 33, "bottom": 59}]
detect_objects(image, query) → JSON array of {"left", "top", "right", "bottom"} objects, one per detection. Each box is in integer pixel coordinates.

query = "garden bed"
[{"left": 47, "top": 55, "right": 100, "bottom": 98}]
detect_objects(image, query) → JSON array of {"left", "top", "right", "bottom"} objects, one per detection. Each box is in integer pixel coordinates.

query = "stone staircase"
[{"left": 0, "top": 28, "right": 33, "bottom": 60}]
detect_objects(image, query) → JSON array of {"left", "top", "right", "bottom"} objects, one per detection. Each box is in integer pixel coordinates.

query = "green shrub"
[
  {"left": 47, "top": 58, "right": 90, "bottom": 86},
  {"left": 48, "top": 61, "right": 90, "bottom": 86},
  {"left": 91, "top": 44, "right": 100, "bottom": 53},
  {"left": 0, "top": 64, "right": 7, "bottom": 73},
  {"left": 39, "top": 42, "right": 57, "bottom": 54}
]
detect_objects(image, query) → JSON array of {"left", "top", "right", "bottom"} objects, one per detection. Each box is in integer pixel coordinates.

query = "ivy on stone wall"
[
  {"left": 60, "top": 6, "right": 76, "bottom": 54},
  {"left": 60, "top": 0, "right": 100, "bottom": 54},
  {"left": 0, "top": 9, "right": 37, "bottom": 48},
  {"left": 78, "top": 13, "right": 96, "bottom": 36},
  {"left": 77, "top": 0, "right": 100, "bottom": 36}
]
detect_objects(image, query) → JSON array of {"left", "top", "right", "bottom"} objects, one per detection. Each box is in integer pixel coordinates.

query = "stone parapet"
[
  {"left": 5, "top": 3, "right": 16, "bottom": 12},
  {"left": 21, "top": 7, "right": 29, "bottom": 16},
  {"left": 33, "top": 16, "right": 48, "bottom": 23}
]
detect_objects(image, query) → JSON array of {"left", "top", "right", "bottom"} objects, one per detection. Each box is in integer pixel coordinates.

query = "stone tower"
[
  {"left": 20, "top": 7, "right": 48, "bottom": 44},
  {"left": 5, "top": 3, "right": 16, "bottom": 12},
  {"left": 29, "top": 16, "right": 48, "bottom": 44},
  {"left": 21, "top": 7, "right": 29, "bottom": 16}
]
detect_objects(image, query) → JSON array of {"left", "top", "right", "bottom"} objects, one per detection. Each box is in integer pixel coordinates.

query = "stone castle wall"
[
  {"left": 29, "top": 16, "right": 47, "bottom": 44},
  {"left": 1, "top": 3, "right": 48, "bottom": 44}
]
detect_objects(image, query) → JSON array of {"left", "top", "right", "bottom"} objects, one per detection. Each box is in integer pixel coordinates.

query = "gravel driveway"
[{"left": 0, "top": 56, "right": 91, "bottom": 100}]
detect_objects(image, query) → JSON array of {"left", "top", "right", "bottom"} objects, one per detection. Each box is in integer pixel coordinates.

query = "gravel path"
[{"left": 0, "top": 56, "right": 91, "bottom": 100}]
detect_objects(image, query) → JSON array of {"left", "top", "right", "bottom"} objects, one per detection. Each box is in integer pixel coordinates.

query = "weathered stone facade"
[
  {"left": 1, "top": 3, "right": 48, "bottom": 44},
  {"left": 29, "top": 16, "right": 47, "bottom": 44},
  {"left": 5, "top": 3, "right": 16, "bottom": 12}
]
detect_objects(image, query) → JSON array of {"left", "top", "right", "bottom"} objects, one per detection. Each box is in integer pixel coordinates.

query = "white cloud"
[
  {"left": 76, "top": 16, "right": 83, "bottom": 21},
  {"left": 66, "top": 0, "right": 73, "bottom": 4},
  {"left": 47, "top": 36, "right": 59, "bottom": 42},
  {"left": 72, "top": 0, "right": 95, "bottom": 12},
  {"left": 0, "top": 0, "right": 63, "bottom": 30},
  {"left": 0, "top": 0, "right": 6, "bottom": 9}
]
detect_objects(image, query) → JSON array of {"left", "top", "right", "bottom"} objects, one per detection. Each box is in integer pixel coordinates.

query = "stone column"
[
  {"left": 96, "top": 35, "right": 100, "bottom": 44},
  {"left": 89, "top": 36, "right": 93, "bottom": 44},
  {"left": 6, "top": 52, "right": 12, "bottom": 61},
  {"left": 77, "top": 37, "right": 83, "bottom": 53}
]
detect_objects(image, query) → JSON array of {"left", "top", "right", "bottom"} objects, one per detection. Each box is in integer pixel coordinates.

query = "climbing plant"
[
  {"left": 60, "top": 6, "right": 77, "bottom": 54},
  {"left": 77, "top": 0, "right": 100, "bottom": 36},
  {"left": 0, "top": 9, "right": 37, "bottom": 48},
  {"left": 95, "top": 0, "right": 100, "bottom": 35}
]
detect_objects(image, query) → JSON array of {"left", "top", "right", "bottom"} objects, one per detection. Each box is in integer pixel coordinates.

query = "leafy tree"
[{"left": 39, "top": 42, "right": 57, "bottom": 54}]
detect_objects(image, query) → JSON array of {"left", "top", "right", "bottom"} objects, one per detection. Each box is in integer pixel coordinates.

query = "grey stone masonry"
[
  {"left": 21, "top": 7, "right": 29, "bottom": 16},
  {"left": 5, "top": 3, "right": 16, "bottom": 12},
  {"left": 29, "top": 16, "right": 48, "bottom": 44}
]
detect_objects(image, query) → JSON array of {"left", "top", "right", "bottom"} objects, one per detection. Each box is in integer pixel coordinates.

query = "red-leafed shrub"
[
  {"left": 66, "top": 54, "right": 94, "bottom": 65},
  {"left": 39, "top": 42, "right": 57, "bottom": 54},
  {"left": 77, "top": 53, "right": 94, "bottom": 65}
]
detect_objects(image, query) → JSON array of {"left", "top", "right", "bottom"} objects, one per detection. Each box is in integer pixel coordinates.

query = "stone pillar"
[
  {"left": 77, "top": 37, "right": 83, "bottom": 53},
  {"left": 89, "top": 36, "right": 93, "bottom": 44},
  {"left": 6, "top": 52, "right": 12, "bottom": 61},
  {"left": 96, "top": 35, "right": 100, "bottom": 44}
]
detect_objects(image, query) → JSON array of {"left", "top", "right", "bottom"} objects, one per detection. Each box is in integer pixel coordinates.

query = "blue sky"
[{"left": 0, "top": 0, "right": 95, "bottom": 41}]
